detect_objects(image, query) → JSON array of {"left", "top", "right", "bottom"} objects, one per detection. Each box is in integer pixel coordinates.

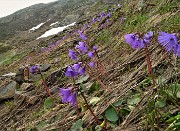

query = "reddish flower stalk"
[
  {"left": 79, "top": 90, "right": 101, "bottom": 125},
  {"left": 144, "top": 45, "right": 156, "bottom": 86},
  {"left": 39, "top": 71, "right": 56, "bottom": 106},
  {"left": 73, "top": 79, "right": 80, "bottom": 115}
]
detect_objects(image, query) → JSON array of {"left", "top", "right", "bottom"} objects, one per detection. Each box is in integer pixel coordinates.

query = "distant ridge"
[{"left": 0, "top": 0, "right": 110, "bottom": 41}]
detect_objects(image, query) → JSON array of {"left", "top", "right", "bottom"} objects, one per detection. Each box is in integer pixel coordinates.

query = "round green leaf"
[
  {"left": 88, "top": 81, "right": 99, "bottom": 94},
  {"left": 113, "top": 100, "right": 122, "bottom": 107},
  {"left": 127, "top": 95, "right": 141, "bottom": 105},
  {"left": 105, "top": 107, "right": 119, "bottom": 122},
  {"left": 44, "top": 97, "right": 54, "bottom": 109},
  {"left": 71, "top": 119, "right": 83, "bottom": 131},
  {"left": 95, "top": 125, "right": 102, "bottom": 131}
]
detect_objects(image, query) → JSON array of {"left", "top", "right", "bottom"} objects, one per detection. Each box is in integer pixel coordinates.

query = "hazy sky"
[{"left": 0, "top": 0, "right": 57, "bottom": 18}]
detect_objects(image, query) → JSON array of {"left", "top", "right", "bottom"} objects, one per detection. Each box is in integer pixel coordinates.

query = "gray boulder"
[{"left": 0, "top": 81, "right": 16, "bottom": 101}]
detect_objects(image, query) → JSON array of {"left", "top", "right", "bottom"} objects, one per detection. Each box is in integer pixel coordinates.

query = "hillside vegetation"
[{"left": 0, "top": 0, "right": 180, "bottom": 130}]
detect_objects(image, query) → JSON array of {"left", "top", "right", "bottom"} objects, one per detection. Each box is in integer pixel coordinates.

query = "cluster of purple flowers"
[
  {"left": 61, "top": 29, "right": 99, "bottom": 105},
  {"left": 79, "top": 9, "right": 115, "bottom": 33},
  {"left": 59, "top": 9, "right": 118, "bottom": 106},
  {"left": 124, "top": 31, "right": 180, "bottom": 57},
  {"left": 78, "top": 30, "right": 88, "bottom": 40},
  {"left": 30, "top": 65, "right": 39, "bottom": 74},
  {"left": 91, "top": 11, "right": 112, "bottom": 27},
  {"left": 38, "top": 42, "right": 57, "bottom": 55},
  {"left": 124, "top": 31, "right": 153, "bottom": 49},
  {"left": 66, "top": 40, "right": 97, "bottom": 78},
  {"left": 66, "top": 29, "right": 98, "bottom": 77},
  {"left": 59, "top": 87, "right": 76, "bottom": 106},
  {"left": 65, "top": 62, "right": 85, "bottom": 78},
  {"left": 35, "top": 35, "right": 67, "bottom": 56},
  {"left": 76, "top": 42, "right": 88, "bottom": 54}
]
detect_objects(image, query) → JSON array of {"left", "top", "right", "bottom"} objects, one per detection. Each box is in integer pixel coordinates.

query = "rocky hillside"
[
  {"left": 0, "top": 0, "right": 180, "bottom": 130},
  {"left": 0, "top": 0, "right": 114, "bottom": 66},
  {"left": 0, "top": 0, "right": 111, "bottom": 41}
]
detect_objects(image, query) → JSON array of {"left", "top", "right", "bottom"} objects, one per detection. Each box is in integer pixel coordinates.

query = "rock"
[
  {"left": 20, "top": 83, "right": 34, "bottom": 91},
  {"left": 45, "top": 67, "right": 67, "bottom": 85},
  {"left": 14, "top": 67, "right": 25, "bottom": 85},
  {"left": 0, "top": 81, "right": 16, "bottom": 101},
  {"left": 40, "top": 64, "right": 51, "bottom": 72},
  {"left": 14, "top": 66, "right": 31, "bottom": 84}
]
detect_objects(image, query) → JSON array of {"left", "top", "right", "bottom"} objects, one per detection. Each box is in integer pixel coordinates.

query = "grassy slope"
[{"left": 0, "top": 0, "right": 180, "bottom": 130}]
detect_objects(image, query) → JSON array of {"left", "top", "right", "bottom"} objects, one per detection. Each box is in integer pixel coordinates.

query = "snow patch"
[
  {"left": 37, "top": 22, "right": 76, "bottom": 39},
  {"left": 50, "top": 21, "right": 59, "bottom": 26},
  {"left": 2, "top": 72, "right": 16, "bottom": 77},
  {"left": 29, "top": 22, "right": 45, "bottom": 31}
]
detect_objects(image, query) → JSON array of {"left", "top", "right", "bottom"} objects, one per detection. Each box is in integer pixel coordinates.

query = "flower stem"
[
  {"left": 72, "top": 78, "right": 79, "bottom": 115},
  {"left": 39, "top": 71, "right": 56, "bottom": 106},
  {"left": 145, "top": 45, "right": 156, "bottom": 86},
  {"left": 79, "top": 90, "right": 101, "bottom": 125}
]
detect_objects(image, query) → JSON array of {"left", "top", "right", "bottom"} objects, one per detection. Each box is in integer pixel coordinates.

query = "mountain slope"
[
  {"left": 0, "top": 0, "right": 106, "bottom": 41},
  {"left": 0, "top": 0, "right": 179, "bottom": 130}
]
